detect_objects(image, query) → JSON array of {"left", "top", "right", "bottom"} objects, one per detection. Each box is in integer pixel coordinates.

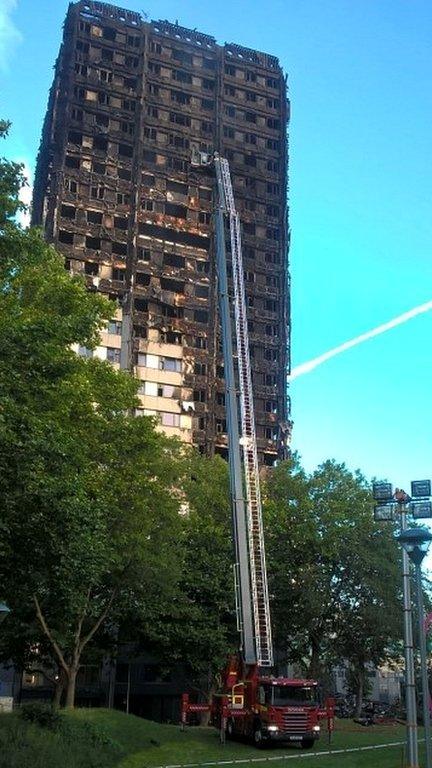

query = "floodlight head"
[
  {"left": 374, "top": 504, "right": 395, "bottom": 522},
  {"left": 396, "top": 527, "right": 432, "bottom": 565},
  {"left": 411, "top": 501, "right": 432, "bottom": 520},
  {"left": 411, "top": 480, "right": 431, "bottom": 499},
  {"left": 372, "top": 482, "right": 393, "bottom": 502}
]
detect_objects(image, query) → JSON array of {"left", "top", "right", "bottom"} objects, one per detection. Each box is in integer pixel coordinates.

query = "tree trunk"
[
  {"left": 53, "top": 674, "right": 65, "bottom": 708},
  {"left": 355, "top": 664, "right": 365, "bottom": 718},
  {"left": 65, "top": 666, "right": 78, "bottom": 709},
  {"left": 309, "top": 634, "right": 321, "bottom": 680}
]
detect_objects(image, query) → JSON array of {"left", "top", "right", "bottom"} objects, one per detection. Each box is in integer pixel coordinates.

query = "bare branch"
[
  {"left": 78, "top": 588, "right": 117, "bottom": 655},
  {"left": 33, "top": 595, "right": 69, "bottom": 676},
  {"left": 73, "top": 586, "right": 92, "bottom": 661}
]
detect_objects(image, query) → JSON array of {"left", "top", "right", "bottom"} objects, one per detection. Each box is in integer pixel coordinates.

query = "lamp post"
[
  {"left": 373, "top": 483, "right": 419, "bottom": 768},
  {"left": 397, "top": 527, "right": 432, "bottom": 768}
]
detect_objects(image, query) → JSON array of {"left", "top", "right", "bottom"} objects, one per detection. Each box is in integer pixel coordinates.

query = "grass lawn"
[{"left": 0, "top": 708, "right": 425, "bottom": 768}]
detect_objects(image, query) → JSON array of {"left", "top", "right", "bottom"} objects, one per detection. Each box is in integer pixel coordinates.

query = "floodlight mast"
[{"left": 373, "top": 482, "right": 420, "bottom": 768}]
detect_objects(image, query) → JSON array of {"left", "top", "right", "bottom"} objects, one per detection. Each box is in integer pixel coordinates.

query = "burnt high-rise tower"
[{"left": 32, "top": 0, "right": 291, "bottom": 464}]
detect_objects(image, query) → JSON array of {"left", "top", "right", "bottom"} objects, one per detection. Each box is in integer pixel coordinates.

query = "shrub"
[
  {"left": 20, "top": 702, "right": 62, "bottom": 731},
  {"left": 61, "top": 718, "right": 122, "bottom": 751}
]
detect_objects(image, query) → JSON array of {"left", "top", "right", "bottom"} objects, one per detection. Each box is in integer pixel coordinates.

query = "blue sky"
[{"left": 1, "top": 0, "right": 432, "bottom": 493}]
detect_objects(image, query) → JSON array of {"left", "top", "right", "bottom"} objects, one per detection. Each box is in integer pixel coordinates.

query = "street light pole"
[
  {"left": 397, "top": 525, "right": 432, "bottom": 768},
  {"left": 415, "top": 561, "right": 432, "bottom": 768},
  {"left": 373, "top": 484, "right": 423, "bottom": 768},
  {"left": 374, "top": 481, "right": 432, "bottom": 768},
  {"left": 400, "top": 508, "right": 419, "bottom": 768}
]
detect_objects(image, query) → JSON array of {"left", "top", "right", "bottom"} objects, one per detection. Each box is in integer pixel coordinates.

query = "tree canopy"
[
  {"left": 0, "top": 123, "right": 184, "bottom": 707},
  {"left": 264, "top": 457, "right": 402, "bottom": 708},
  {"left": 141, "top": 452, "right": 238, "bottom": 698}
]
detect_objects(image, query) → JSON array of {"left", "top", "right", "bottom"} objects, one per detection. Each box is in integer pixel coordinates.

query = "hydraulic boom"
[
  {"left": 182, "top": 151, "right": 334, "bottom": 748},
  {"left": 213, "top": 153, "right": 273, "bottom": 667}
]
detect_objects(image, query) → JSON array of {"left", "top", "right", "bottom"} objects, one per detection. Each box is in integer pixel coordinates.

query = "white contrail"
[{"left": 289, "top": 299, "right": 432, "bottom": 381}]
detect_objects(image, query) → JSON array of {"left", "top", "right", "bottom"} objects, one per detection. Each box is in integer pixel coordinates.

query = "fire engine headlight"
[
  {"left": 267, "top": 725, "right": 279, "bottom": 732},
  {"left": 312, "top": 725, "right": 321, "bottom": 732}
]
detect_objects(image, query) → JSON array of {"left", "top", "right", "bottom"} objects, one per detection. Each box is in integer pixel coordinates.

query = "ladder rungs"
[{"left": 220, "top": 157, "right": 273, "bottom": 668}]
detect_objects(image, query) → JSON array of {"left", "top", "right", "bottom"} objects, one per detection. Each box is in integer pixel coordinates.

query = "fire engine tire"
[
  {"left": 226, "top": 719, "right": 235, "bottom": 739},
  {"left": 301, "top": 738, "right": 315, "bottom": 749}
]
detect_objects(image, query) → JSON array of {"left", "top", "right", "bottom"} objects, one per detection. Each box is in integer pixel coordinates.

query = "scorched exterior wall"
[{"left": 32, "top": 0, "right": 291, "bottom": 464}]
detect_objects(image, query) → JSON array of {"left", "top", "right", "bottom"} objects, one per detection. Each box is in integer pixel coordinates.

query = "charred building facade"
[{"left": 32, "top": 0, "right": 291, "bottom": 465}]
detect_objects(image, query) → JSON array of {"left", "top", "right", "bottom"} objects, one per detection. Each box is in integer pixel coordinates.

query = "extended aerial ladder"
[
  {"left": 183, "top": 153, "right": 333, "bottom": 747},
  {"left": 212, "top": 152, "right": 273, "bottom": 669}
]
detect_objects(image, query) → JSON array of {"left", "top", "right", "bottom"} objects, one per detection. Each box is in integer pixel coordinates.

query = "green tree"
[
  {"left": 330, "top": 499, "right": 402, "bottom": 714},
  {"left": 0, "top": 124, "right": 184, "bottom": 707},
  {"left": 263, "top": 454, "right": 316, "bottom": 668},
  {"left": 309, "top": 461, "right": 401, "bottom": 709},
  {"left": 264, "top": 458, "right": 402, "bottom": 704},
  {"left": 143, "top": 452, "right": 237, "bottom": 704},
  {"left": 0, "top": 120, "right": 27, "bottom": 227}
]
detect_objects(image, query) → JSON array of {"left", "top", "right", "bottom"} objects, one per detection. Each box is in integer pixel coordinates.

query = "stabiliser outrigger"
[{"left": 182, "top": 152, "right": 334, "bottom": 748}]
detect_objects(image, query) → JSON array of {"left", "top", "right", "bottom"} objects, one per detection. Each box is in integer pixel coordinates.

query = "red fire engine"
[{"left": 182, "top": 154, "right": 334, "bottom": 748}]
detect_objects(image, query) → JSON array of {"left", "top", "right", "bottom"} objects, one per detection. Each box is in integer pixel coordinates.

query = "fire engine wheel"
[{"left": 301, "top": 738, "right": 315, "bottom": 750}]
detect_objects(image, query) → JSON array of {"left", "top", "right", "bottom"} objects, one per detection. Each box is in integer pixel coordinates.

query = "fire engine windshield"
[{"left": 270, "top": 685, "right": 318, "bottom": 707}]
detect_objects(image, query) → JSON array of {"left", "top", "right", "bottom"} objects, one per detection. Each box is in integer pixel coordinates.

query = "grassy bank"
[{"left": 0, "top": 707, "right": 424, "bottom": 768}]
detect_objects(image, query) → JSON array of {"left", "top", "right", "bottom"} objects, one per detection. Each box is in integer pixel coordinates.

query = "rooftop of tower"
[{"left": 74, "top": 0, "right": 281, "bottom": 70}]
